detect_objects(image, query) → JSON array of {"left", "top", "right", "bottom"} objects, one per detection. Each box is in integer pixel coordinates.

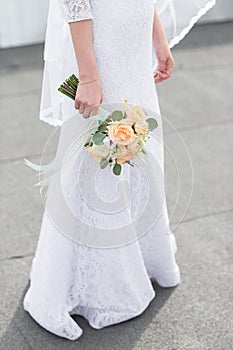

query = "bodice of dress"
[{"left": 59, "top": 0, "right": 156, "bottom": 23}]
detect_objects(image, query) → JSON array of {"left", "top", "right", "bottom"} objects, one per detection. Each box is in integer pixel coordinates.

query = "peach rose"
[
  {"left": 134, "top": 120, "right": 148, "bottom": 135},
  {"left": 124, "top": 104, "right": 147, "bottom": 123},
  {"left": 86, "top": 144, "right": 109, "bottom": 162},
  {"left": 108, "top": 121, "right": 135, "bottom": 146},
  {"left": 116, "top": 145, "right": 135, "bottom": 164}
]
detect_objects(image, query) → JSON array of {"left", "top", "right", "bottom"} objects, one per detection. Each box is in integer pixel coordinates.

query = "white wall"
[
  {"left": 0, "top": 0, "right": 49, "bottom": 48},
  {"left": 0, "top": 0, "right": 232, "bottom": 48}
]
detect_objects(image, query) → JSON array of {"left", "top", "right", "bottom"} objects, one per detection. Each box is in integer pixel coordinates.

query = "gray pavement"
[{"left": 0, "top": 22, "right": 233, "bottom": 349}]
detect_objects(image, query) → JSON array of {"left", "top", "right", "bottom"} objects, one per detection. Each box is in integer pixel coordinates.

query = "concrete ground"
[{"left": 0, "top": 22, "right": 233, "bottom": 349}]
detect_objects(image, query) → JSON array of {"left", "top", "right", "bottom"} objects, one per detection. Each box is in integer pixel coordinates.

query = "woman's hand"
[
  {"left": 152, "top": 7, "right": 174, "bottom": 83},
  {"left": 75, "top": 79, "right": 103, "bottom": 119},
  {"left": 153, "top": 44, "right": 174, "bottom": 83}
]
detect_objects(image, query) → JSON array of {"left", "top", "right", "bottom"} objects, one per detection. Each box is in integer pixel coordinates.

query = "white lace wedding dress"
[{"left": 23, "top": 0, "right": 216, "bottom": 341}]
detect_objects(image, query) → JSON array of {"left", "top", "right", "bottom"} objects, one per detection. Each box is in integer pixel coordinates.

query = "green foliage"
[
  {"left": 146, "top": 118, "right": 158, "bottom": 131},
  {"left": 111, "top": 110, "right": 124, "bottom": 121},
  {"left": 113, "top": 163, "right": 122, "bottom": 175},
  {"left": 92, "top": 133, "right": 106, "bottom": 145},
  {"left": 98, "top": 122, "right": 108, "bottom": 133},
  {"left": 58, "top": 74, "right": 79, "bottom": 101},
  {"left": 100, "top": 158, "right": 109, "bottom": 169}
]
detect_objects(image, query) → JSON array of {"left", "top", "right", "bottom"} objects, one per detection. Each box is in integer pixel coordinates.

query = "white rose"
[
  {"left": 86, "top": 144, "right": 109, "bottom": 162},
  {"left": 103, "top": 136, "right": 116, "bottom": 149}
]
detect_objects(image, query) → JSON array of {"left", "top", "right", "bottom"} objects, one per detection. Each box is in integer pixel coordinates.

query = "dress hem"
[{"left": 69, "top": 289, "right": 156, "bottom": 331}]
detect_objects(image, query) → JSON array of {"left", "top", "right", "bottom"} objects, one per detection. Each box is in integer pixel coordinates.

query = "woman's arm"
[
  {"left": 59, "top": 0, "right": 102, "bottom": 117},
  {"left": 69, "top": 20, "right": 103, "bottom": 118},
  {"left": 152, "top": 7, "right": 174, "bottom": 83}
]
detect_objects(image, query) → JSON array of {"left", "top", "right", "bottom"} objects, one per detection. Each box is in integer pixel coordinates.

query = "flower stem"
[{"left": 58, "top": 74, "right": 79, "bottom": 101}]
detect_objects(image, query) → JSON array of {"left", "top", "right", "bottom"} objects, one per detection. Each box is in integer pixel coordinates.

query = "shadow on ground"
[{"left": 1, "top": 280, "right": 176, "bottom": 350}]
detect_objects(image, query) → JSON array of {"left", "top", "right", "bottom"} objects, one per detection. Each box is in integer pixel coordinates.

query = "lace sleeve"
[{"left": 59, "top": 0, "right": 93, "bottom": 23}]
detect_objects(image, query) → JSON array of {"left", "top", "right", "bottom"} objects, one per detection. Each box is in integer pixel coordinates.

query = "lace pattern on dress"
[{"left": 60, "top": 0, "right": 93, "bottom": 22}]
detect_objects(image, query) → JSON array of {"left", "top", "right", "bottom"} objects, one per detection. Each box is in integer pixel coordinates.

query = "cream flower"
[
  {"left": 134, "top": 120, "right": 148, "bottom": 135},
  {"left": 124, "top": 104, "right": 147, "bottom": 123},
  {"left": 86, "top": 144, "right": 109, "bottom": 162}
]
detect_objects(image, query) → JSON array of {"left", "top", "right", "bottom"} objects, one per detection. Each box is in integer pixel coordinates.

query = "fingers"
[
  {"left": 74, "top": 91, "right": 102, "bottom": 119},
  {"left": 154, "top": 70, "right": 170, "bottom": 83},
  {"left": 77, "top": 103, "right": 100, "bottom": 119},
  {"left": 78, "top": 104, "right": 85, "bottom": 115},
  {"left": 75, "top": 99, "right": 81, "bottom": 111},
  {"left": 154, "top": 58, "right": 174, "bottom": 83},
  {"left": 165, "top": 58, "right": 174, "bottom": 78},
  {"left": 83, "top": 106, "right": 92, "bottom": 119},
  {"left": 75, "top": 99, "right": 91, "bottom": 117},
  {"left": 89, "top": 106, "right": 100, "bottom": 118},
  {"left": 83, "top": 106, "right": 100, "bottom": 119}
]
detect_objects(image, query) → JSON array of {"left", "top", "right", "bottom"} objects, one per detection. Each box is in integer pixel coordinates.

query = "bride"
[{"left": 23, "top": 0, "right": 216, "bottom": 341}]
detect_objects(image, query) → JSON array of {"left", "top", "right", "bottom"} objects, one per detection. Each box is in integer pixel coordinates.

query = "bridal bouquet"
[{"left": 58, "top": 75, "right": 158, "bottom": 176}]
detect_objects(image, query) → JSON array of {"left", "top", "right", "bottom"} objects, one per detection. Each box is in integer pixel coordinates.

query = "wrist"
[
  {"left": 79, "top": 71, "right": 99, "bottom": 81},
  {"left": 79, "top": 77, "right": 100, "bottom": 85},
  {"left": 78, "top": 61, "right": 99, "bottom": 81},
  {"left": 77, "top": 54, "right": 99, "bottom": 80}
]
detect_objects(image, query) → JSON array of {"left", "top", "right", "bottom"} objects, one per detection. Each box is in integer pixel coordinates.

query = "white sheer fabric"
[
  {"left": 156, "top": 0, "right": 216, "bottom": 48},
  {"left": 23, "top": 0, "right": 215, "bottom": 341}
]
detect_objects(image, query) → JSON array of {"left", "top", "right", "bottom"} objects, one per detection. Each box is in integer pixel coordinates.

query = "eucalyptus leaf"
[
  {"left": 100, "top": 158, "right": 109, "bottom": 169},
  {"left": 92, "top": 132, "right": 106, "bottom": 145},
  {"left": 146, "top": 118, "right": 158, "bottom": 130},
  {"left": 113, "top": 163, "right": 122, "bottom": 176},
  {"left": 98, "top": 122, "right": 108, "bottom": 133},
  {"left": 111, "top": 110, "right": 124, "bottom": 121}
]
